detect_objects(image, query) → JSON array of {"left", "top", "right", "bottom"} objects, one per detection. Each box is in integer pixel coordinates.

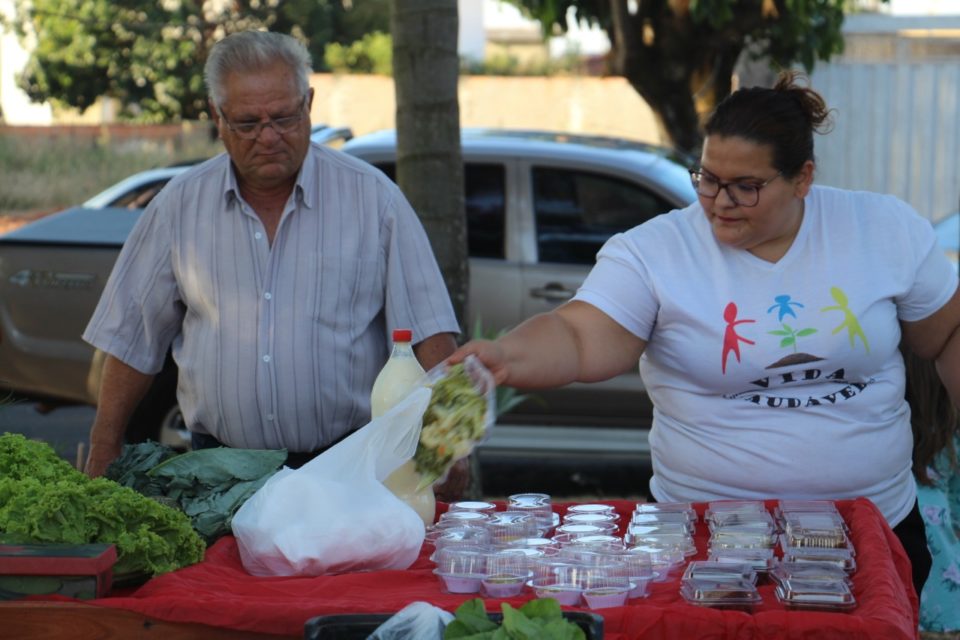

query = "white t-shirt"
[{"left": 574, "top": 185, "right": 957, "bottom": 525}]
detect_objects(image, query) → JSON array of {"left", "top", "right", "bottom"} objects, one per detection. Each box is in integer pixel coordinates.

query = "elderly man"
[{"left": 83, "top": 30, "right": 459, "bottom": 477}]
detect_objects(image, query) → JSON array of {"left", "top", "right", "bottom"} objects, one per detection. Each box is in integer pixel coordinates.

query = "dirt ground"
[{"left": 0, "top": 210, "right": 54, "bottom": 235}]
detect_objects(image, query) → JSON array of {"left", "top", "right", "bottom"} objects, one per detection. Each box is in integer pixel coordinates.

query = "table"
[{"left": 0, "top": 498, "right": 919, "bottom": 640}]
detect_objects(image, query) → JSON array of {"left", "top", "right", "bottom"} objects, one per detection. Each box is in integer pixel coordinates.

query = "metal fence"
[{"left": 810, "top": 61, "right": 960, "bottom": 223}]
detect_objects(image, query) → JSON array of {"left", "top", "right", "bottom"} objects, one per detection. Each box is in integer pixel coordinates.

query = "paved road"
[
  {"left": 0, "top": 397, "right": 649, "bottom": 500},
  {"left": 0, "top": 399, "right": 94, "bottom": 468}
]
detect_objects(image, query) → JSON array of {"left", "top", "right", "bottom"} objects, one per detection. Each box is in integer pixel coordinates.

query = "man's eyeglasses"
[
  {"left": 218, "top": 96, "right": 307, "bottom": 140},
  {"left": 689, "top": 169, "right": 782, "bottom": 208}
]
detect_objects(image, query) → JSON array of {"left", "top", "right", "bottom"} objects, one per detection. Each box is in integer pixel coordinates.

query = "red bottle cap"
[{"left": 392, "top": 328, "right": 413, "bottom": 343}]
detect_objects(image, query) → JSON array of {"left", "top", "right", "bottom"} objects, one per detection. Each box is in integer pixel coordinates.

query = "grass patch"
[{"left": 0, "top": 129, "right": 222, "bottom": 214}]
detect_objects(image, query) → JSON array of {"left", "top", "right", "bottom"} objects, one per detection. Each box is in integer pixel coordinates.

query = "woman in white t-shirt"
[{"left": 450, "top": 71, "right": 960, "bottom": 598}]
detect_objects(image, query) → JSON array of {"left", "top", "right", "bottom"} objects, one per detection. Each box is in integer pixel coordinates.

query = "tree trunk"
[
  {"left": 608, "top": 0, "right": 749, "bottom": 157},
  {"left": 391, "top": 0, "right": 468, "bottom": 326}
]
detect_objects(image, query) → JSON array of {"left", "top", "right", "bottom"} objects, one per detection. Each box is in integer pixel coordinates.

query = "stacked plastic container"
[
  {"left": 428, "top": 496, "right": 858, "bottom": 613},
  {"left": 426, "top": 494, "right": 659, "bottom": 609},
  {"left": 771, "top": 500, "right": 857, "bottom": 611}
]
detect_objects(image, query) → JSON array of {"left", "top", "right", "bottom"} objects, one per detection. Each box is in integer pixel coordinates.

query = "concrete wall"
[{"left": 308, "top": 73, "right": 664, "bottom": 144}]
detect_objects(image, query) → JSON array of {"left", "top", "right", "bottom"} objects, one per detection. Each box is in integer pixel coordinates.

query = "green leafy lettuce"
[
  {"left": 444, "top": 598, "right": 586, "bottom": 640},
  {"left": 0, "top": 433, "right": 205, "bottom": 576}
]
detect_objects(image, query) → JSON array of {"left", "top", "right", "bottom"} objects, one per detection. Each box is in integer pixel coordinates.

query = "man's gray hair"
[{"left": 205, "top": 30, "right": 312, "bottom": 107}]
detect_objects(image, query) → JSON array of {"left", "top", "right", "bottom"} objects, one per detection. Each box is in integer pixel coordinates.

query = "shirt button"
[
  {"left": 267, "top": 414, "right": 275, "bottom": 421},
  {"left": 264, "top": 292, "right": 272, "bottom": 300},
  {"left": 262, "top": 355, "right": 271, "bottom": 363},
  {"left": 254, "top": 232, "right": 263, "bottom": 240}
]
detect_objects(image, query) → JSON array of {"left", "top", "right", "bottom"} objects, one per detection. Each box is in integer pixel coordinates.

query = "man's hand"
[{"left": 84, "top": 440, "right": 122, "bottom": 477}]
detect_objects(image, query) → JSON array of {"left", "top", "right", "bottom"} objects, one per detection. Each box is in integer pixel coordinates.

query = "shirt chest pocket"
[{"left": 307, "top": 254, "right": 383, "bottom": 327}]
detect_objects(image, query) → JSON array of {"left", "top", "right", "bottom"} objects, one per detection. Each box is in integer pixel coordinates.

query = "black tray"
[{"left": 304, "top": 610, "right": 604, "bottom": 639}]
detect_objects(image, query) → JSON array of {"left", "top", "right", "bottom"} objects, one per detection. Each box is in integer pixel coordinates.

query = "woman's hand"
[{"left": 447, "top": 339, "right": 510, "bottom": 385}]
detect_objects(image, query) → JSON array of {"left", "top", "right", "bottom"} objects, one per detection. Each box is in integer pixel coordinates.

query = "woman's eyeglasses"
[{"left": 689, "top": 170, "right": 782, "bottom": 208}]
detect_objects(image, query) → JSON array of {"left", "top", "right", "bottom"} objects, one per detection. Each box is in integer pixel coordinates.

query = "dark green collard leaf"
[{"left": 148, "top": 448, "right": 287, "bottom": 484}]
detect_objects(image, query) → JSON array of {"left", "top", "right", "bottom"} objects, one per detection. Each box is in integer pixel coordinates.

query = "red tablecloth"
[{"left": 85, "top": 497, "right": 918, "bottom": 640}]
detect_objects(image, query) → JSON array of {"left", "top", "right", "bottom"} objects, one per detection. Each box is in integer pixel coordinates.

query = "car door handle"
[{"left": 530, "top": 283, "right": 575, "bottom": 302}]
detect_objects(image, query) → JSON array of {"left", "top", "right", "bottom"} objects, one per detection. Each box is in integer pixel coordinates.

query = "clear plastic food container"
[
  {"left": 564, "top": 512, "right": 621, "bottom": 526},
  {"left": 433, "top": 545, "right": 488, "bottom": 594},
  {"left": 708, "top": 510, "right": 777, "bottom": 533},
  {"left": 482, "top": 549, "right": 530, "bottom": 598},
  {"left": 682, "top": 561, "right": 757, "bottom": 584},
  {"left": 567, "top": 503, "right": 617, "bottom": 516},
  {"left": 486, "top": 511, "right": 539, "bottom": 545},
  {"left": 631, "top": 511, "right": 696, "bottom": 534},
  {"left": 770, "top": 560, "right": 852, "bottom": 585},
  {"left": 707, "top": 547, "right": 777, "bottom": 573},
  {"left": 634, "top": 502, "right": 697, "bottom": 524},
  {"left": 774, "top": 578, "right": 857, "bottom": 611},
  {"left": 529, "top": 559, "right": 586, "bottom": 606},
  {"left": 449, "top": 500, "right": 498, "bottom": 515},
  {"left": 781, "top": 547, "right": 857, "bottom": 572},
  {"left": 625, "top": 532, "right": 697, "bottom": 557},
  {"left": 580, "top": 567, "right": 631, "bottom": 610},
  {"left": 781, "top": 529, "right": 853, "bottom": 551},
  {"left": 709, "top": 530, "right": 777, "bottom": 550},
  {"left": 679, "top": 578, "right": 762, "bottom": 611}
]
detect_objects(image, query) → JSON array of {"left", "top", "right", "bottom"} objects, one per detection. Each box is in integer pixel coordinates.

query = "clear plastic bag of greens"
[{"left": 413, "top": 354, "right": 496, "bottom": 490}]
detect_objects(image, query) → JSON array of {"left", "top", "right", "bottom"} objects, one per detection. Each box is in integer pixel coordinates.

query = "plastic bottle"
[
  {"left": 370, "top": 329, "right": 425, "bottom": 419},
  {"left": 371, "top": 329, "right": 436, "bottom": 526}
]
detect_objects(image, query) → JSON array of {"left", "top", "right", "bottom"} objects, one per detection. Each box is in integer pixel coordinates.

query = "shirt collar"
[{"left": 221, "top": 150, "right": 313, "bottom": 210}]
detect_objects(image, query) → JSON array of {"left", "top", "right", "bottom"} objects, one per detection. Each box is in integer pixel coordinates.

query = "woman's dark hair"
[
  {"left": 704, "top": 70, "right": 832, "bottom": 177},
  {"left": 902, "top": 346, "right": 959, "bottom": 485}
]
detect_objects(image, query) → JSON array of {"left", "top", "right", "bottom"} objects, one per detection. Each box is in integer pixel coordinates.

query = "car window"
[
  {"left": 533, "top": 167, "right": 674, "bottom": 264},
  {"left": 107, "top": 179, "right": 172, "bottom": 209},
  {"left": 374, "top": 163, "right": 506, "bottom": 259}
]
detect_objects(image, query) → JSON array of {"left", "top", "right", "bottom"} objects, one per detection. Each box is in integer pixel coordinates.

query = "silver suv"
[{"left": 0, "top": 128, "right": 696, "bottom": 481}]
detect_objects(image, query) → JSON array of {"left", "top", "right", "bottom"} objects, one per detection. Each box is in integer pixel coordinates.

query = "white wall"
[{"left": 0, "top": 0, "right": 52, "bottom": 124}]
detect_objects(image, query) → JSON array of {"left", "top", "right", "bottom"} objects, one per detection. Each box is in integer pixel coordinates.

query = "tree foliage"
[
  {"left": 510, "top": 0, "right": 887, "bottom": 154},
  {"left": 6, "top": 0, "right": 388, "bottom": 121}
]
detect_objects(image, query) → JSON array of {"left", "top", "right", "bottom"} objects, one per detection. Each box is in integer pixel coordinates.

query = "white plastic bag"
[
  {"left": 231, "top": 387, "right": 432, "bottom": 577},
  {"left": 368, "top": 602, "right": 454, "bottom": 640}
]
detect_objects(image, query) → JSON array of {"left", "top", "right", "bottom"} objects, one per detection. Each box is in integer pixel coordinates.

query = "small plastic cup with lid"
[
  {"left": 626, "top": 544, "right": 684, "bottom": 582},
  {"left": 559, "top": 535, "right": 624, "bottom": 554},
  {"left": 438, "top": 510, "right": 491, "bottom": 527},
  {"left": 430, "top": 526, "right": 492, "bottom": 561},
  {"left": 611, "top": 549, "right": 654, "bottom": 598},
  {"left": 449, "top": 500, "right": 498, "bottom": 515},
  {"left": 507, "top": 493, "right": 555, "bottom": 534},
  {"left": 433, "top": 545, "right": 488, "bottom": 594},
  {"left": 482, "top": 549, "right": 530, "bottom": 598},
  {"left": 529, "top": 559, "right": 585, "bottom": 606},
  {"left": 556, "top": 522, "right": 618, "bottom": 539},
  {"left": 564, "top": 512, "right": 621, "bottom": 527},
  {"left": 579, "top": 565, "right": 631, "bottom": 609},
  {"left": 486, "top": 511, "right": 539, "bottom": 546},
  {"left": 567, "top": 503, "right": 617, "bottom": 517}
]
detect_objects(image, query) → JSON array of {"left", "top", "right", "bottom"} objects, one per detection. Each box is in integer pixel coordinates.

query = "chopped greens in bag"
[{"left": 414, "top": 356, "right": 495, "bottom": 489}]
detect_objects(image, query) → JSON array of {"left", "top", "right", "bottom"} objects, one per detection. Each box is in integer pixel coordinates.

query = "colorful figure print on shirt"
[
  {"left": 721, "top": 302, "right": 756, "bottom": 374},
  {"left": 821, "top": 286, "right": 870, "bottom": 353},
  {"left": 767, "top": 294, "right": 804, "bottom": 321},
  {"left": 719, "top": 287, "right": 876, "bottom": 408}
]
